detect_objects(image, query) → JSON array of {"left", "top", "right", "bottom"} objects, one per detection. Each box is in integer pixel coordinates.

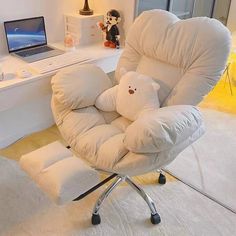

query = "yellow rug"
[{"left": 199, "top": 78, "right": 236, "bottom": 114}]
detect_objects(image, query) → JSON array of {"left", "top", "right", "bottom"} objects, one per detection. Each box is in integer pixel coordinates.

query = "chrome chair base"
[{"left": 91, "top": 175, "right": 161, "bottom": 225}]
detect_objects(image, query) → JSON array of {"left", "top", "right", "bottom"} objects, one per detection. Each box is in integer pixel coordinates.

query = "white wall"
[
  {"left": 0, "top": 0, "right": 136, "bottom": 56},
  {"left": 227, "top": 0, "right": 236, "bottom": 32},
  {"left": 0, "top": 0, "right": 235, "bottom": 55},
  {"left": 91, "top": 0, "right": 136, "bottom": 45}
]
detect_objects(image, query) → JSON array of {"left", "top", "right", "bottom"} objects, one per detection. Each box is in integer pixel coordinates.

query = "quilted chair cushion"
[
  {"left": 52, "top": 64, "right": 112, "bottom": 110},
  {"left": 124, "top": 105, "right": 203, "bottom": 153},
  {"left": 51, "top": 10, "right": 231, "bottom": 176},
  {"left": 116, "top": 10, "right": 231, "bottom": 106}
]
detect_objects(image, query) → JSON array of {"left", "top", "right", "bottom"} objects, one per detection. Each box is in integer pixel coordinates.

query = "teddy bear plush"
[{"left": 95, "top": 69, "right": 160, "bottom": 121}]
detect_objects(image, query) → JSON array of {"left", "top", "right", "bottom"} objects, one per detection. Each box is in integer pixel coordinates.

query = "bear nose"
[{"left": 129, "top": 89, "right": 134, "bottom": 94}]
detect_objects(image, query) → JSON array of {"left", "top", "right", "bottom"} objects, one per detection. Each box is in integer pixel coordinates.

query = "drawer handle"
[{"left": 91, "top": 34, "right": 95, "bottom": 36}]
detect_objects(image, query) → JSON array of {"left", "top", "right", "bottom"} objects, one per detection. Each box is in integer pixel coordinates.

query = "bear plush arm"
[
  {"left": 95, "top": 85, "right": 118, "bottom": 112},
  {"left": 124, "top": 105, "right": 204, "bottom": 154}
]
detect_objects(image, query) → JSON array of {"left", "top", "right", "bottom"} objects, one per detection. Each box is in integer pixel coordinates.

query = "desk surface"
[{"left": 0, "top": 43, "right": 123, "bottom": 91}]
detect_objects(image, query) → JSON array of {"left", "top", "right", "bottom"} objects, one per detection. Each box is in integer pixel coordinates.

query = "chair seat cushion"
[
  {"left": 60, "top": 106, "right": 106, "bottom": 147},
  {"left": 96, "top": 134, "right": 129, "bottom": 171},
  {"left": 111, "top": 116, "right": 132, "bottom": 132},
  {"left": 76, "top": 124, "right": 122, "bottom": 163}
]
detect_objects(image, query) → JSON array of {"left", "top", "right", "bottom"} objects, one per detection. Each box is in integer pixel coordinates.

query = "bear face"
[
  {"left": 128, "top": 86, "right": 136, "bottom": 95},
  {"left": 116, "top": 71, "right": 160, "bottom": 121}
]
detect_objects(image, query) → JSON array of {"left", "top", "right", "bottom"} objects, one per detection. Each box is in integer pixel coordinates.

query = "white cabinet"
[{"left": 64, "top": 14, "right": 104, "bottom": 45}]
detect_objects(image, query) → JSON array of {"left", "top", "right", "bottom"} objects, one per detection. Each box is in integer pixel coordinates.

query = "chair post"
[{"left": 125, "top": 177, "right": 161, "bottom": 224}]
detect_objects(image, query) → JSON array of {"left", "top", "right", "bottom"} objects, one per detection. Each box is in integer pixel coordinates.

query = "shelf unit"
[{"left": 64, "top": 13, "right": 104, "bottom": 46}]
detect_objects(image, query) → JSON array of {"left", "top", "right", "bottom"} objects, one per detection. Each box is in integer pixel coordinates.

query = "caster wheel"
[
  {"left": 91, "top": 214, "right": 101, "bottom": 225},
  {"left": 150, "top": 213, "right": 161, "bottom": 225},
  {"left": 158, "top": 173, "right": 166, "bottom": 185}
]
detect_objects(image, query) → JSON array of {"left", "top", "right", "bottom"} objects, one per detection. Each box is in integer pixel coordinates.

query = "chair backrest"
[{"left": 116, "top": 10, "right": 231, "bottom": 106}]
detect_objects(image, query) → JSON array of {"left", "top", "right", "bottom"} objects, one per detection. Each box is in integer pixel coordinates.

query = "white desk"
[{"left": 0, "top": 43, "right": 122, "bottom": 148}]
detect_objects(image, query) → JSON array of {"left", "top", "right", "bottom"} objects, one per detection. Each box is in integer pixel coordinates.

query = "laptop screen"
[{"left": 4, "top": 16, "right": 47, "bottom": 53}]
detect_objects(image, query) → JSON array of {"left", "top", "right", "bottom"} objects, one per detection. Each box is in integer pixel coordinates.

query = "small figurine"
[
  {"left": 97, "top": 9, "right": 121, "bottom": 49},
  {"left": 64, "top": 33, "right": 76, "bottom": 51}
]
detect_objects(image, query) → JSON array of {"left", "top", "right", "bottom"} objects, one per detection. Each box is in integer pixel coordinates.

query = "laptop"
[{"left": 4, "top": 16, "right": 64, "bottom": 63}]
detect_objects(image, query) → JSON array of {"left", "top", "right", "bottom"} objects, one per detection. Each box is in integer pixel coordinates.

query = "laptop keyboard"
[
  {"left": 30, "top": 52, "right": 91, "bottom": 74},
  {"left": 16, "top": 46, "right": 54, "bottom": 57}
]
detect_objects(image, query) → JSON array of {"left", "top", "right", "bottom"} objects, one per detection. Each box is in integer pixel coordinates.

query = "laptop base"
[{"left": 13, "top": 47, "right": 64, "bottom": 63}]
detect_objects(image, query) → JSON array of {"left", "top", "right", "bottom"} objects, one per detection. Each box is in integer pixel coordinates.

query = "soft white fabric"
[
  {"left": 111, "top": 116, "right": 132, "bottom": 132},
  {"left": 76, "top": 124, "right": 122, "bottom": 163},
  {"left": 116, "top": 71, "right": 160, "bottom": 121},
  {"left": 20, "top": 141, "right": 71, "bottom": 178},
  {"left": 51, "top": 64, "right": 112, "bottom": 110},
  {"left": 136, "top": 56, "right": 182, "bottom": 105},
  {"left": 58, "top": 106, "right": 105, "bottom": 149},
  {"left": 20, "top": 141, "right": 100, "bottom": 205},
  {"left": 114, "top": 124, "right": 205, "bottom": 176},
  {"left": 96, "top": 134, "right": 129, "bottom": 171},
  {"left": 116, "top": 10, "right": 231, "bottom": 106},
  {"left": 124, "top": 106, "right": 203, "bottom": 154},
  {"left": 96, "top": 70, "right": 160, "bottom": 121},
  {"left": 51, "top": 10, "right": 231, "bottom": 176},
  {"left": 95, "top": 85, "right": 118, "bottom": 112},
  {"left": 37, "top": 157, "right": 100, "bottom": 205},
  {"left": 99, "top": 110, "right": 120, "bottom": 124}
]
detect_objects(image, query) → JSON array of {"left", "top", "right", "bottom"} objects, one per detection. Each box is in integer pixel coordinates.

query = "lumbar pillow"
[{"left": 95, "top": 68, "right": 160, "bottom": 121}]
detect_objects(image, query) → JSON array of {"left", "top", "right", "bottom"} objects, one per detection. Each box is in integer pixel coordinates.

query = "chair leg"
[
  {"left": 125, "top": 176, "right": 161, "bottom": 224},
  {"left": 91, "top": 176, "right": 123, "bottom": 225},
  {"left": 156, "top": 169, "right": 166, "bottom": 185},
  {"left": 226, "top": 63, "right": 233, "bottom": 96},
  {"left": 223, "top": 64, "right": 229, "bottom": 88},
  {"left": 91, "top": 175, "right": 161, "bottom": 225}
]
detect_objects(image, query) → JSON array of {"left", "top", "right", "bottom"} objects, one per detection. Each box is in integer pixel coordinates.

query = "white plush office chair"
[{"left": 51, "top": 10, "right": 231, "bottom": 225}]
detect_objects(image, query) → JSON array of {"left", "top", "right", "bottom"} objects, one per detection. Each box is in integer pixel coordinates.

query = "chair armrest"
[
  {"left": 51, "top": 64, "right": 112, "bottom": 110},
  {"left": 124, "top": 105, "right": 204, "bottom": 153}
]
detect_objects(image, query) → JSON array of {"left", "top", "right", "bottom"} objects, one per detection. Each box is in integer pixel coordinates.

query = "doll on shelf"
[{"left": 97, "top": 9, "right": 121, "bottom": 49}]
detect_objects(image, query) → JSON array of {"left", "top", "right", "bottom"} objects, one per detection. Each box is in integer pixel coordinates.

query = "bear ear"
[
  {"left": 152, "top": 82, "right": 160, "bottom": 91},
  {"left": 119, "top": 67, "right": 127, "bottom": 79}
]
